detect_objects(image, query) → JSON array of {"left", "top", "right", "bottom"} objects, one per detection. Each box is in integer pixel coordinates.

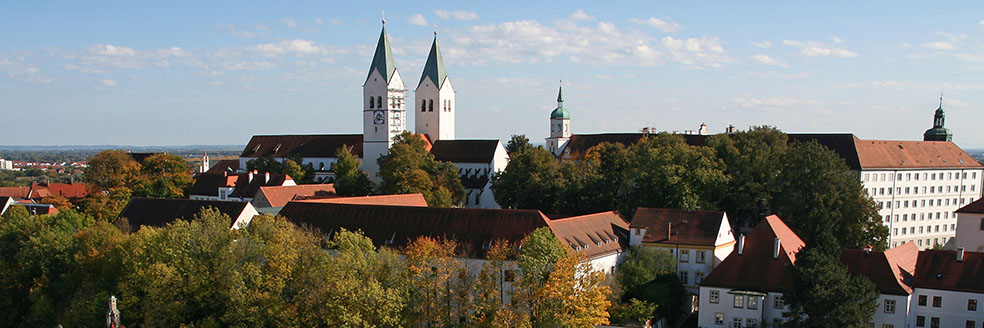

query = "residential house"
[
  {"left": 430, "top": 139, "right": 508, "bottom": 208},
  {"left": 117, "top": 197, "right": 259, "bottom": 231},
  {"left": 187, "top": 171, "right": 295, "bottom": 202},
  {"left": 909, "top": 249, "right": 984, "bottom": 328},
  {"left": 955, "top": 198, "right": 984, "bottom": 252},
  {"left": 250, "top": 184, "right": 336, "bottom": 214}
]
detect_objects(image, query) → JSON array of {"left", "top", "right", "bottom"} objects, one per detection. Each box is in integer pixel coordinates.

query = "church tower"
[
  {"left": 546, "top": 83, "right": 571, "bottom": 156},
  {"left": 363, "top": 21, "right": 407, "bottom": 179},
  {"left": 923, "top": 96, "right": 953, "bottom": 141},
  {"left": 415, "top": 31, "right": 455, "bottom": 141}
]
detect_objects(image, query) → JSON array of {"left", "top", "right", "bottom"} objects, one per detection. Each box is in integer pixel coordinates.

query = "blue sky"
[{"left": 3, "top": 1, "right": 984, "bottom": 147}]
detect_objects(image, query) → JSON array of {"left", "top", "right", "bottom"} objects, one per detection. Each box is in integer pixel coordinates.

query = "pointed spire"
[
  {"left": 417, "top": 31, "right": 448, "bottom": 88},
  {"left": 556, "top": 81, "right": 564, "bottom": 104},
  {"left": 367, "top": 24, "right": 397, "bottom": 83},
  {"left": 550, "top": 81, "right": 570, "bottom": 119}
]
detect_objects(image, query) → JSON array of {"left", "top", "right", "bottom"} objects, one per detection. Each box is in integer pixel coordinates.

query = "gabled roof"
[
  {"left": 278, "top": 202, "right": 551, "bottom": 257},
  {"left": 0, "top": 186, "right": 31, "bottom": 199},
  {"left": 912, "top": 249, "right": 984, "bottom": 293},
  {"left": 787, "top": 134, "right": 862, "bottom": 170},
  {"left": 546, "top": 211, "right": 629, "bottom": 259},
  {"left": 295, "top": 193, "right": 428, "bottom": 207},
  {"left": 205, "top": 159, "right": 240, "bottom": 174},
  {"left": 117, "top": 197, "right": 251, "bottom": 231},
  {"left": 957, "top": 197, "right": 984, "bottom": 214},
  {"left": 0, "top": 196, "right": 15, "bottom": 215},
  {"left": 240, "top": 134, "right": 363, "bottom": 158},
  {"left": 629, "top": 208, "right": 729, "bottom": 246},
  {"left": 31, "top": 182, "right": 93, "bottom": 199},
  {"left": 854, "top": 139, "right": 981, "bottom": 169},
  {"left": 188, "top": 172, "right": 237, "bottom": 197},
  {"left": 700, "top": 215, "right": 804, "bottom": 292},
  {"left": 417, "top": 36, "right": 448, "bottom": 89},
  {"left": 228, "top": 172, "right": 292, "bottom": 198},
  {"left": 253, "top": 184, "right": 337, "bottom": 208},
  {"left": 840, "top": 243, "right": 918, "bottom": 296},
  {"left": 430, "top": 139, "right": 501, "bottom": 164},
  {"left": 367, "top": 27, "right": 398, "bottom": 83}
]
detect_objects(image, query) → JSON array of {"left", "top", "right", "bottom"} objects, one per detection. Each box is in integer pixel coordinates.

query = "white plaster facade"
[
  {"left": 955, "top": 211, "right": 984, "bottom": 252},
  {"left": 454, "top": 142, "right": 509, "bottom": 209},
  {"left": 696, "top": 288, "right": 786, "bottom": 328},
  {"left": 908, "top": 289, "right": 983, "bottom": 328},
  {"left": 415, "top": 71, "right": 454, "bottom": 142},
  {"left": 0, "top": 197, "right": 17, "bottom": 216},
  {"left": 862, "top": 168, "right": 984, "bottom": 249},
  {"left": 362, "top": 63, "right": 407, "bottom": 181},
  {"left": 629, "top": 212, "right": 735, "bottom": 294},
  {"left": 231, "top": 203, "right": 261, "bottom": 230}
]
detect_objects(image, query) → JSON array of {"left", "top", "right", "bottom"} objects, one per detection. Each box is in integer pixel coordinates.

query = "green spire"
[
  {"left": 924, "top": 95, "right": 952, "bottom": 141},
  {"left": 367, "top": 26, "right": 398, "bottom": 83},
  {"left": 550, "top": 83, "right": 570, "bottom": 119},
  {"left": 417, "top": 33, "right": 448, "bottom": 88},
  {"left": 557, "top": 84, "right": 564, "bottom": 103}
]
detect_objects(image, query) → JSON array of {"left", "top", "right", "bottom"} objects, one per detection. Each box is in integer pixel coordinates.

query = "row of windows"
[
  {"left": 880, "top": 197, "right": 973, "bottom": 210},
  {"left": 913, "top": 316, "right": 981, "bottom": 328},
  {"left": 675, "top": 249, "right": 708, "bottom": 263},
  {"left": 420, "top": 99, "right": 452, "bottom": 112},
  {"left": 708, "top": 291, "right": 783, "bottom": 309},
  {"left": 885, "top": 212, "right": 955, "bottom": 223},
  {"left": 891, "top": 237, "right": 953, "bottom": 248},
  {"left": 892, "top": 224, "right": 955, "bottom": 236},
  {"left": 368, "top": 96, "right": 403, "bottom": 109},
  {"left": 870, "top": 185, "right": 976, "bottom": 197},
  {"left": 916, "top": 295, "right": 978, "bottom": 310},
  {"left": 678, "top": 270, "right": 705, "bottom": 285},
  {"left": 712, "top": 314, "right": 758, "bottom": 328},
  {"left": 865, "top": 171, "right": 978, "bottom": 183}
]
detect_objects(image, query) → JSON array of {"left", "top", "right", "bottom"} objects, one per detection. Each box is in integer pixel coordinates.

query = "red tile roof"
[
  {"left": 854, "top": 139, "right": 982, "bottom": 169},
  {"left": 840, "top": 244, "right": 918, "bottom": 295},
  {"left": 629, "top": 208, "right": 729, "bottom": 246},
  {"left": 430, "top": 140, "right": 501, "bottom": 164},
  {"left": 956, "top": 197, "right": 984, "bottom": 214},
  {"left": 700, "top": 215, "right": 804, "bottom": 292},
  {"left": 31, "top": 183, "right": 93, "bottom": 200},
  {"left": 546, "top": 211, "right": 629, "bottom": 259},
  {"left": 0, "top": 186, "right": 31, "bottom": 199},
  {"left": 295, "top": 193, "right": 428, "bottom": 207},
  {"left": 241, "top": 134, "right": 364, "bottom": 158},
  {"left": 253, "top": 184, "right": 337, "bottom": 208},
  {"left": 884, "top": 242, "right": 919, "bottom": 278},
  {"left": 911, "top": 249, "right": 984, "bottom": 293},
  {"left": 228, "top": 172, "right": 292, "bottom": 198}
]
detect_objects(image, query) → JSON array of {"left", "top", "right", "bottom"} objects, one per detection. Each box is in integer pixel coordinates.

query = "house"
[
  {"left": 908, "top": 249, "right": 984, "bottom": 328},
  {"left": 250, "top": 184, "right": 337, "bottom": 214},
  {"left": 117, "top": 197, "right": 259, "bottom": 231},
  {"left": 294, "top": 193, "right": 428, "bottom": 207},
  {"left": 955, "top": 198, "right": 984, "bottom": 252},
  {"left": 627, "top": 208, "right": 736, "bottom": 294},
  {"left": 430, "top": 139, "right": 508, "bottom": 208},
  {"left": 839, "top": 243, "right": 919, "bottom": 328},
  {"left": 0, "top": 196, "right": 16, "bottom": 216},
  {"left": 187, "top": 171, "right": 296, "bottom": 202},
  {"left": 29, "top": 182, "right": 94, "bottom": 202},
  {"left": 239, "top": 134, "right": 364, "bottom": 182}
]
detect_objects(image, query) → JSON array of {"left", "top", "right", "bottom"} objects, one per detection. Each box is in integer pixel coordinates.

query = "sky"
[{"left": 3, "top": 1, "right": 984, "bottom": 148}]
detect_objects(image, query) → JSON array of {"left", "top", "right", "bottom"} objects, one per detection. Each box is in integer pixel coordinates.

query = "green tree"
[
  {"left": 332, "top": 146, "right": 374, "bottom": 196},
  {"left": 378, "top": 131, "right": 464, "bottom": 207},
  {"left": 491, "top": 146, "right": 567, "bottom": 212},
  {"left": 615, "top": 246, "right": 676, "bottom": 293},
  {"left": 774, "top": 141, "right": 887, "bottom": 250},
  {"left": 707, "top": 126, "right": 789, "bottom": 228},
  {"left": 80, "top": 187, "right": 131, "bottom": 222},
  {"left": 133, "top": 153, "right": 193, "bottom": 198},
  {"left": 624, "top": 133, "right": 729, "bottom": 214},
  {"left": 782, "top": 233, "right": 879, "bottom": 327},
  {"left": 245, "top": 155, "right": 283, "bottom": 174},
  {"left": 613, "top": 246, "right": 682, "bottom": 324},
  {"left": 506, "top": 135, "right": 533, "bottom": 155},
  {"left": 84, "top": 150, "right": 141, "bottom": 191},
  {"left": 39, "top": 195, "right": 74, "bottom": 211}
]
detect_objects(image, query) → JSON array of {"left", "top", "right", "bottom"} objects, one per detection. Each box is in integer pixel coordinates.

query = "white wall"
[
  {"left": 415, "top": 76, "right": 455, "bottom": 141},
  {"left": 231, "top": 203, "right": 260, "bottom": 229},
  {"left": 909, "top": 288, "right": 984, "bottom": 328},
  {"left": 955, "top": 212, "right": 984, "bottom": 252}
]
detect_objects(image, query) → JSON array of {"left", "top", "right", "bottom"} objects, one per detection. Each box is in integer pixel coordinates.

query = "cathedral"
[{"left": 238, "top": 22, "right": 507, "bottom": 208}]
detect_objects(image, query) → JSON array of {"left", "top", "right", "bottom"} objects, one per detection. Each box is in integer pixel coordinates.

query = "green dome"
[{"left": 551, "top": 106, "right": 570, "bottom": 119}]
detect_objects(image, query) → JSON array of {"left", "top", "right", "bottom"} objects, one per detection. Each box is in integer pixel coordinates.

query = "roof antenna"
[
  {"left": 939, "top": 92, "right": 943, "bottom": 109},
  {"left": 381, "top": 10, "right": 386, "bottom": 25},
  {"left": 433, "top": 24, "right": 438, "bottom": 36}
]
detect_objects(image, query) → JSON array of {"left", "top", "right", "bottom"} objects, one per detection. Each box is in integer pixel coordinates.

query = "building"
[
  {"left": 362, "top": 22, "right": 408, "bottom": 179},
  {"left": 294, "top": 193, "right": 429, "bottom": 207},
  {"left": 0, "top": 158, "right": 13, "bottom": 170},
  {"left": 923, "top": 97, "right": 952, "bottom": 142},
  {"left": 249, "top": 184, "right": 337, "bottom": 214},
  {"left": 839, "top": 243, "right": 919, "bottom": 328},
  {"left": 627, "top": 208, "right": 736, "bottom": 294},
  {"left": 955, "top": 198, "right": 984, "bottom": 252},
  {"left": 908, "top": 249, "right": 984, "bottom": 328},
  {"left": 546, "top": 84, "right": 571, "bottom": 157},
  {"left": 430, "top": 139, "right": 508, "bottom": 208},
  {"left": 117, "top": 197, "right": 259, "bottom": 231},
  {"left": 415, "top": 31, "right": 455, "bottom": 142},
  {"left": 0, "top": 196, "right": 17, "bottom": 216},
  {"left": 188, "top": 171, "right": 296, "bottom": 202}
]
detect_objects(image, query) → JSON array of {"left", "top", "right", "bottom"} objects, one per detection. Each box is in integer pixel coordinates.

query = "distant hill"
[{"left": 0, "top": 145, "right": 245, "bottom": 163}]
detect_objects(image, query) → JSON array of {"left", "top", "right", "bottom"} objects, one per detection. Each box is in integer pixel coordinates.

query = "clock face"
[{"left": 373, "top": 110, "right": 385, "bottom": 125}]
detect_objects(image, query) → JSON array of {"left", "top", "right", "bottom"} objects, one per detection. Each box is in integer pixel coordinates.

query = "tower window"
[
  {"left": 421, "top": 100, "right": 426, "bottom": 112},
  {"left": 370, "top": 97, "right": 375, "bottom": 108},
  {"left": 428, "top": 99, "right": 434, "bottom": 112},
  {"left": 377, "top": 96, "right": 382, "bottom": 108}
]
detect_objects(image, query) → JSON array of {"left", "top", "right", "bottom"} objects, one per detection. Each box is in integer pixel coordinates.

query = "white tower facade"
[
  {"left": 546, "top": 84, "right": 571, "bottom": 157},
  {"left": 363, "top": 25, "right": 407, "bottom": 180},
  {"left": 415, "top": 33, "right": 455, "bottom": 141}
]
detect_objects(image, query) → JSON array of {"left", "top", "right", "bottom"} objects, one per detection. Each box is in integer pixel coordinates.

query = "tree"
[
  {"left": 491, "top": 146, "right": 567, "bottom": 212},
  {"left": 39, "top": 195, "right": 74, "bottom": 211},
  {"left": 624, "top": 133, "right": 729, "bottom": 215},
  {"left": 472, "top": 241, "right": 527, "bottom": 328},
  {"left": 332, "top": 146, "right": 374, "bottom": 196},
  {"left": 378, "top": 131, "right": 464, "bottom": 207},
  {"left": 782, "top": 233, "right": 879, "bottom": 327},
  {"left": 773, "top": 141, "right": 887, "bottom": 250},
  {"left": 81, "top": 187, "right": 131, "bottom": 222},
  {"left": 133, "top": 153, "right": 193, "bottom": 198},
  {"left": 506, "top": 135, "right": 533, "bottom": 155},
  {"left": 402, "top": 236, "right": 466, "bottom": 327},
  {"left": 615, "top": 246, "right": 676, "bottom": 293},
  {"left": 613, "top": 246, "right": 682, "bottom": 324},
  {"left": 84, "top": 150, "right": 141, "bottom": 191},
  {"left": 707, "top": 126, "right": 789, "bottom": 228}
]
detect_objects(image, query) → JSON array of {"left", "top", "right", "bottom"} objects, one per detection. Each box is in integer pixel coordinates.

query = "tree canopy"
[
  {"left": 332, "top": 146, "right": 374, "bottom": 196},
  {"left": 378, "top": 131, "right": 464, "bottom": 207}
]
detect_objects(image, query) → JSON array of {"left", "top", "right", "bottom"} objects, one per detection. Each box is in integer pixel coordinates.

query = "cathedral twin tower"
[{"left": 362, "top": 24, "right": 455, "bottom": 177}]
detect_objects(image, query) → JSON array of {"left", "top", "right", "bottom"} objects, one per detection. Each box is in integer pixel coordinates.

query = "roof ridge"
[
  {"left": 417, "top": 36, "right": 448, "bottom": 88},
  {"left": 366, "top": 27, "right": 398, "bottom": 83}
]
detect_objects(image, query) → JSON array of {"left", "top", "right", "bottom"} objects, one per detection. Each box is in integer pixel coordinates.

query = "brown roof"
[
  {"left": 117, "top": 197, "right": 251, "bottom": 231},
  {"left": 854, "top": 139, "right": 982, "bottom": 169},
  {"left": 700, "top": 215, "right": 805, "bottom": 292},
  {"left": 788, "top": 134, "right": 862, "bottom": 170},
  {"left": 911, "top": 249, "right": 984, "bottom": 293},
  {"left": 546, "top": 211, "right": 629, "bottom": 259},
  {"left": 295, "top": 193, "right": 428, "bottom": 207},
  {"left": 188, "top": 172, "right": 238, "bottom": 197},
  {"left": 241, "top": 134, "right": 364, "bottom": 158},
  {"left": 0, "top": 186, "right": 31, "bottom": 199},
  {"left": 629, "top": 208, "right": 729, "bottom": 246},
  {"left": 840, "top": 244, "right": 918, "bottom": 295},
  {"left": 228, "top": 172, "right": 292, "bottom": 198},
  {"left": 278, "top": 202, "right": 551, "bottom": 257},
  {"left": 430, "top": 140, "right": 501, "bottom": 163},
  {"left": 32, "top": 183, "right": 93, "bottom": 200},
  {"left": 885, "top": 242, "right": 919, "bottom": 276},
  {"left": 253, "top": 184, "right": 337, "bottom": 208},
  {"left": 956, "top": 197, "right": 984, "bottom": 214},
  {"left": 205, "top": 159, "right": 240, "bottom": 174}
]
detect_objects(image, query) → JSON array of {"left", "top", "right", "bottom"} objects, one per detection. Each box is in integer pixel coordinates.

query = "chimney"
[
  {"left": 957, "top": 247, "right": 965, "bottom": 262},
  {"left": 737, "top": 234, "right": 745, "bottom": 255},
  {"left": 264, "top": 172, "right": 270, "bottom": 183},
  {"left": 773, "top": 238, "right": 781, "bottom": 259},
  {"left": 667, "top": 222, "right": 672, "bottom": 240},
  {"left": 864, "top": 245, "right": 873, "bottom": 255}
]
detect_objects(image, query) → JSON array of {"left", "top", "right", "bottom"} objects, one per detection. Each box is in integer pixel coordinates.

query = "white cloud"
[
  {"left": 0, "top": 56, "right": 52, "bottom": 83},
  {"left": 433, "top": 9, "right": 478, "bottom": 20},
  {"left": 782, "top": 40, "right": 859, "bottom": 58},
  {"left": 281, "top": 18, "right": 298, "bottom": 28},
  {"left": 830, "top": 36, "right": 844, "bottom": 44},
  {"left": 748, "top": 54, "right": 787, "bottom": 68},
  {"left": 922, "top": 42, "right": 957, "bottom": 50},
  {"left": 100, "top": 79, "right": 117, "bottom": 87},
  {"left": 255, "top": 40, "right": 325, "bottom": 57},
  {"left": 408, "top": 14, "right": 429, "bottom": 26},
  {"left": 732, "top": 96, "right": 821, "bottom": 110},
  {"left": 215, "top": 24, "right": 258, "bottom": 38},
  {"left": 330, "top": 19, "right": 343, "bottom": 25},
  {"left": 60, "top": 44, "right": 201, "bottom": 74},
  {"left": 315, "top": 18, "right": 323, "bottom": 25},
  {"left": 630, "top": 17, "right": 681, "bottom": 33},
  {"left": 569, "top": 9, "right": 595, "bottom": 21},
  {"left": 752, "top": 41, "right": 773, "bottom": 48}
]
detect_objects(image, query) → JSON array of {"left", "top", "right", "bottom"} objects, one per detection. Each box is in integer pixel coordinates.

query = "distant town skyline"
[{"left": 3, "top": 1, "right": 984, "bottom": 147}]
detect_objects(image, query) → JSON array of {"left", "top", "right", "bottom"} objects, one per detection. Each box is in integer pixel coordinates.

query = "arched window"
[
  {"left": 369, "top": 97, "right": 375, "bottom": 108},
  {"left": 377, "top": 96, "right": 382, "bottom": 109},
  {"left": 421, "top": 100, "right": 426, "bottom": 112},
  {"left": 428, "top": 99, "right": 434, "bottom": 112}
]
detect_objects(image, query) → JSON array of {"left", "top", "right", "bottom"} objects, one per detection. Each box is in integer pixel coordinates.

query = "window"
[
  {"left": 377, "top": 96, "right": 382, "bottom": 108},
  {"left": 679, "top": 271, "right": 688, "bottom": 284},
  {"left": 732, "top": 318, "right": 743, "bottom": 328},
  {"left": 966, "top": 321, "right": 976, "bottom": 328},
  {"left": 970, "top": 299, "right": 978, "bottom": 311},
  {"left": 634, "top": 228, "right": 641, "bottom": 236},
  {"left": 697, "top": 250, "right": 706, "bottom": 263},
  {"left": 748, "top": 296, "right": 759, "bottom": 309},
  {"left": 714, "top": 313, "right": 724, "bottom": 325},
  {"left": 746, "top": 318, "right": 758, "bottom": 328},
  {"left": 933, "top": 296, "right": 942, "bottom": 307},
  {"left": 774, "top": 295, "right": 784, "bottom": 308},
  {"left": 679, "top": 249, "right": 690, "bottom": 262},
  {"left": 734, "top": 295, "right": 744, "bottom": 308},
  {"left": 919, "top": 295, "right": 928, "bottom": 306},
  {"left": 709, "top": 290, "right": 720, "bottom": 303},
  {"left": 884, "top": 299, "right": 896, "bottom": 313},
  {"left": 931, "top": 317, "right": 940, "bottom": 328},
  {"left": 882, "top": 325, "right": 894, "bottom": 328},
  {"left": 980, "top": 218, "right": 984, "bottom": 231},
  {"left": 696, "top": 272, "right": 704, "bottom": 284},
  {"left": 917, "top": 315, "right": 925, "bottom": 326},
  {"left": 428, "top": 99, "right": 434, "bottom": 111}
]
